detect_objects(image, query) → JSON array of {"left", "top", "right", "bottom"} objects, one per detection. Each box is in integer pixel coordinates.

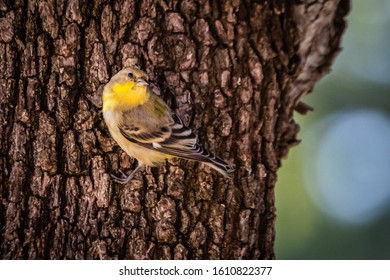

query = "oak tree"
[{"left": 0, "top": 0, "right": 349, "bottom": 259}]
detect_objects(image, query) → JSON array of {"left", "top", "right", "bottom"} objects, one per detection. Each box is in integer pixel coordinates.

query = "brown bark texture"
[{"left": 0, "top": 0, "right": 349, "bottom": 259}]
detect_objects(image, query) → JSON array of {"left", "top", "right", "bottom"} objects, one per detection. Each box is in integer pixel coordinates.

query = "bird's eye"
[{"left": 127, "top": 73, "right": 134, "bottom": 79}]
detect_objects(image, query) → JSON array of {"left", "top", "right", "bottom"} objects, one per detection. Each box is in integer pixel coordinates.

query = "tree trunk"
[{"left": 0, "top": 0, "right": 349, "bottom": 259}]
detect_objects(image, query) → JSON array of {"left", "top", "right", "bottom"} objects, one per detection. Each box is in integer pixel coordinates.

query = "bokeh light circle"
[{"left": 304, "top": 110, "right": 390, "bottom": 224}]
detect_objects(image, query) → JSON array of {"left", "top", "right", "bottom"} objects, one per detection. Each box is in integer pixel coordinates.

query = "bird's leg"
[{"left": 111, "top": 163, "right": 143, "bottom": 184}]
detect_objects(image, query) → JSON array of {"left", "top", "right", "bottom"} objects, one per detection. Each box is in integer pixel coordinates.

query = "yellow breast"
[{"left": 103, "top": 81, "right": 150, "bottom": 111}]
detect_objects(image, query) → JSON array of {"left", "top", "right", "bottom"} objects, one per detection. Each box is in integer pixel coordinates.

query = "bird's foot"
[
  {"left": 110, "top": 164, "right": 143, "bottom": 184},
  {"left": 110, "top": 170, "right": 135, "bottom": 184}
]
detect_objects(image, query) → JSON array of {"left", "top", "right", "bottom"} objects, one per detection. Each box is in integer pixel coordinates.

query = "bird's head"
[
  {"left": 103, "top": 67, "right": 150, "bottom": 111},
  {"left": 115, "top": 67, "right": 149, "bottom": 83}
]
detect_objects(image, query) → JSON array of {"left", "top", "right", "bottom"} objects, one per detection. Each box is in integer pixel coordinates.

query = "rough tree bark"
[{"left": 0, "top": 0, "right": 349, "bottom": 259}]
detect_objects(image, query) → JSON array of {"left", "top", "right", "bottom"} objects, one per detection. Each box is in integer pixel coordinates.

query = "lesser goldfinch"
[{"left": 102, "top": 67, "right": 234, "bottom": 183}]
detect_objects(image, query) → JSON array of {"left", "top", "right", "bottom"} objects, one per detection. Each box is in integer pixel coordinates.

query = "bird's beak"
[{"left": 136, "top": 79, "right": 148, "bottom": 87}]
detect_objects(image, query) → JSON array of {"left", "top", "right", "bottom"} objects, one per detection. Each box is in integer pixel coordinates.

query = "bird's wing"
[
  {"left": 119, "top": 100, "right": 198, "bottom": 154},
  {"left": 116, "top": 81, "right": 197, "bottom": 147},
  {"left": 118, "top": 94, "right": 173, "bottom": 144},
  {"left": 119, "top": 99, "right": 233, "bottom": 176}
]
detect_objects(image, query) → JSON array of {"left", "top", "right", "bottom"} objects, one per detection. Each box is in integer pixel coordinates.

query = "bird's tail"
[
  {"left": 183, "top": 144, "right": 234, "bottom": 177},
  {"left": 157, "top": 142, "right": 234, "bottom": 177},
  {"left": 203, "top": 155, "right": 235, "bottom": 177}
]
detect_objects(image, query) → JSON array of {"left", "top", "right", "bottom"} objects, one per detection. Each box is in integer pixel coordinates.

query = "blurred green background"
[{"left": 275, "top": 0, "right": 390, "bottom": 259}]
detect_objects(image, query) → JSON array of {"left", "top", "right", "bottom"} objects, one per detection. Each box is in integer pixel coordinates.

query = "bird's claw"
[
  {"left": 110, "top": 171, "right": 134, "bottom": 184},
  {"left": 110, "top": 164, "right": 143, "bottom": 184}
]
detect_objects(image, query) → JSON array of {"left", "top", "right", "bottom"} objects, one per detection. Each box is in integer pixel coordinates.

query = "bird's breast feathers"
[{"left": 103, "top": 81, "right": 150, "bottom": 111}]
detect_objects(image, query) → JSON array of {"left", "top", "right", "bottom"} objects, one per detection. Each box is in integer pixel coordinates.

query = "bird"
[{"left": 102, "top": 67, "right": 234, "bottom": 184}]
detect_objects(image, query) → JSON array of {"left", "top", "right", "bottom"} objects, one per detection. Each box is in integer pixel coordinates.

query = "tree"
[{"left": 0, "top": 0, "right": 349, "bottom": 259}]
